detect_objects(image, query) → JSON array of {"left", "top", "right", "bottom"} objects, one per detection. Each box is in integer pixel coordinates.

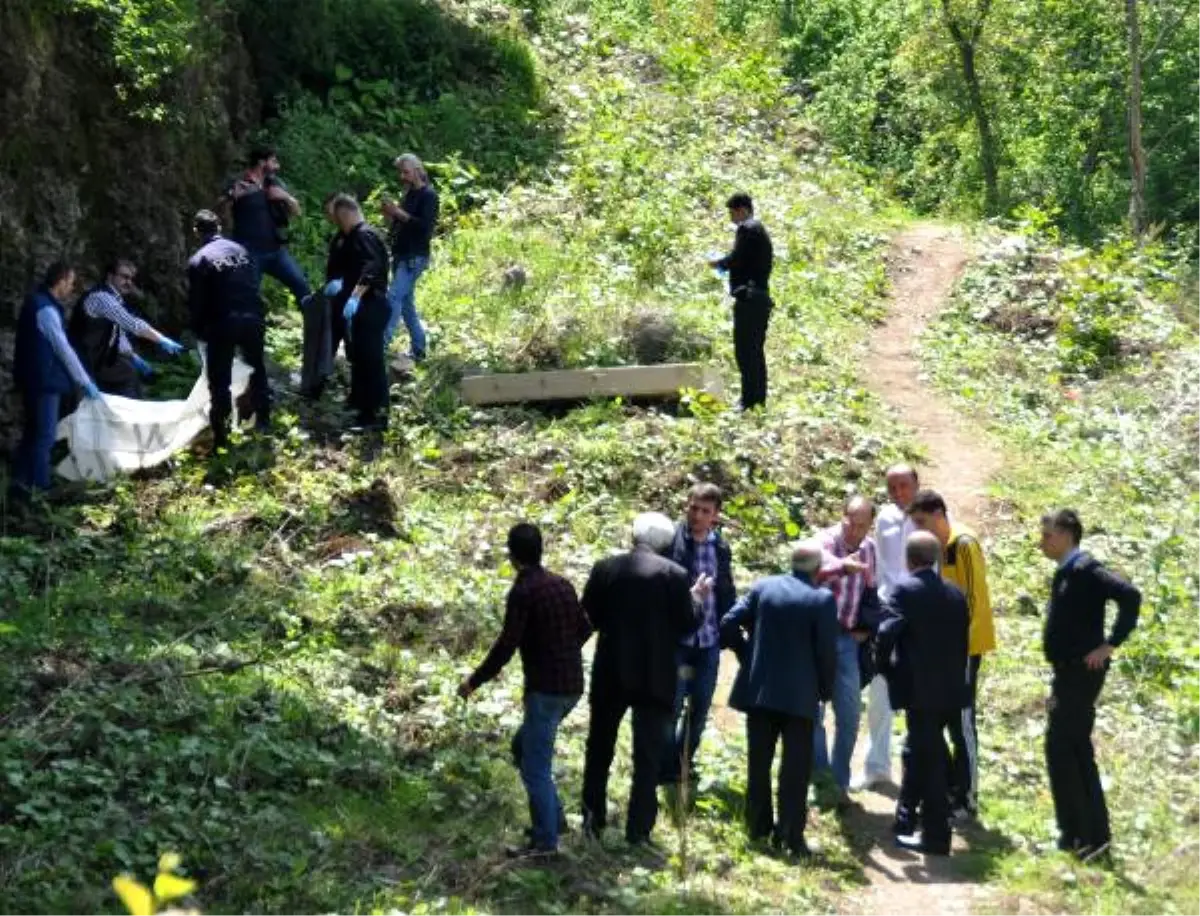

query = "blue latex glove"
[
  {"left": 131, "top": 355, "right": 153, "bottom": 377},
  {"left": 159, "top": 337, "right": 184, "bottom": 356},
  {"left": 83, "top": 382, "right": 101, "bottom": 400},
  {"left": 323, "top": 278, "right": 343, "bottom": 297},
  {"left": 343, "top": 295, "right": 360, "bottom": 322}
]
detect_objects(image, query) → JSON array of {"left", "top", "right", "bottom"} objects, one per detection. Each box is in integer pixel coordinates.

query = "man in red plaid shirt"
[{"left": 459, "top": 524, "right": 592, "bottom": 858}]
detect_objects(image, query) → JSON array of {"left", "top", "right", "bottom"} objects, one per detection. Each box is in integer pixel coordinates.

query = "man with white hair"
[
  {"left": 720, "top": 541, "right": 838, "bottom": 857},
  {"left": 580, "top": 512, "right": 710, "bottom": 846},
  {"left": 382, "top": 152, "right": 438, "bottom": 360}
]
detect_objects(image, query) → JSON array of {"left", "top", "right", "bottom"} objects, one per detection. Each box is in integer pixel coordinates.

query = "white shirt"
[{"left": 875, "top": 502, "right": 916, "bottom": 601}]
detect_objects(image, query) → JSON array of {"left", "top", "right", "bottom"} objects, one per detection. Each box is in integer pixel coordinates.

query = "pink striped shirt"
[{"left": 817, "top": 524, "right": 878, "bottom": 630}]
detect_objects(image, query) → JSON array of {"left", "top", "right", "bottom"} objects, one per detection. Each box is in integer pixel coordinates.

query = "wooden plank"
[{"left": 460, "top": 363, "right": 723, "bottom": 405}]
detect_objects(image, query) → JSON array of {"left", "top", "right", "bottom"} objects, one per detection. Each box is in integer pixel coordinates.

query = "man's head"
[
  {"left": 885, "top": 463, "right": 920, "bottom": 512},
  {"left": 193, "top": 209, "right": 221, "bottom": 240},
  {"left": 42, "top": 261, "right": 76, "bottom": 301},
  {"left": 686, "top": 482, "right": 722, "bottom": 539},
  {"left": 725, "top": 192, "right": 754, "bottom": 225},
  {"left": 323, "top": 192, "right": 341, "bottom": 226},
  {"left": 248, "top": 144, "right": 279, "bottom": 175},
  {"left": 1040, "top": 509, "right": 1083, "bottom": 562},
  {"left": 394, "top": 153, "right": 428, "bottom": 188},
  {"left": 507, "top": 522, "right": 543, "bottom": 569},
  {"left": 632, "top": 511, "right": 676, "bottom": 555},
  {"left": 331, "top": 194, "right": 363, "bottom": 232},
  {"left": 105, "top": 258, "right": 137, "bottom": 297},
  {"left": 791, "top": 540, "right": 823, "bottom": 577},
  {"left": 841, "top": 495, "right": 876, "bottom": 551},
  {"left": 905, "top": 531, "right": 942, "bottom": 573},
  {"left": 907, "top": 489, "right": 951, "bottom": 545}
]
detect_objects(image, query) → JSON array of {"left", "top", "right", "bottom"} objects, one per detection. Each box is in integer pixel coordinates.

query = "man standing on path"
[
  {"left": 708, "top": 192, "right": 773, "bottom": 411},
  {"left": 721, "top": 542, "right": 837, "bottom": 858},
  {"left": 69, "top": 259, "right": 184, "bottom": 398},
  {"left": 580, "top": 512, "right": 709, "bottom": 846},
  {"left": 854, "top": 464, "right": 919, "bottom": 791},
  {"left": 1039, "top": 509, "right": 1140, "bottom": 860},
  {"left": 10, "top": 262, "right": 101, "bottom": 500},
  {"left": 876, "top": 531, "right": 970, "bottom": 856},
  {"left": 383, "top": 153, "right": 438, "bottom": 361},
  {"left": 660, "top": 482, "right": 737, "bottom": 793},
  {"left": 221, "top": 145, "right": 312, "bottom": 309},
  {"left": 812, "top": 496, "right": 879, "bottom": 807},
  {"left": 458, "top": 523, "right": 593, "bottom": 859},
  {"left": 908, "top": 489, "right": 996, "bottom": 819},
  {"left": 187, "top": 210, "right": 270, "bottom": 450}
]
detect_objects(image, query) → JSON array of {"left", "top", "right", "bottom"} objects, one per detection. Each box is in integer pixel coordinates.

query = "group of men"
[
  {"left": 8, "top": 147, "right": 439, "bottom": 497},
  {"left": 461, "top": 474, "right": 1140, "bottom": 863}
]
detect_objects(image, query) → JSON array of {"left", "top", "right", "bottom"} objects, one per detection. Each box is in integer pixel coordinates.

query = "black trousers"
[
  {"left": 581, "top": 694, "right": 670, "bottom": 842},
  {"left": 206, "top": 316, "right": 269, "bottom": 447},
  {"left": 746, "top": 710, "right": 813, "bottom": 852},
  {"left": 95, "top": 357, "right": 142, "bottom": 399},
  {"left": 898, "top": 707, "right": 954, "bottom": 850},
  {"left": 947, "top": 654, "right": 981, "bottom": 811},
  {"left": 1047, "top": 661, "right": 1110, "bottom": 850},
  {"left": 733, "top": 295, "right": 771, "bottom": 410},
  {"left": 347, "top": 295, "right": 389, "bottom": 425}
]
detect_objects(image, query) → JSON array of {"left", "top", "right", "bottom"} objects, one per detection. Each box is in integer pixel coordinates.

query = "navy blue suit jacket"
[{"left": 720, "top": 572, "right": 838, "bottom": 720}]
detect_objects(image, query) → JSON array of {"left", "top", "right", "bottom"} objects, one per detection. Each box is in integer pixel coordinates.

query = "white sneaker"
[{"left": 850, "top": 773, "right": 891, "bottom": 792}]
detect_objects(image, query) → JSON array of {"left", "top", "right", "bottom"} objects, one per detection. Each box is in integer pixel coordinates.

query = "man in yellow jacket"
[{"left": 908, "top": 490, "right": 995, "bottom": 819}]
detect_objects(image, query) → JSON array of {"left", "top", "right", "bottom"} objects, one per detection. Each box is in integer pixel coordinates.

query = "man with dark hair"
[
  {"left": 68, "top": 259, "right": 183, "bottom": 397},
  {"left": 876, "top": 531, "right": 970, "bottom": 856},
  {"left": 907, "top": 489, "right": 995, "bottom": 819},
  {"left": 459, "top": 523, "right": 592, "bottom": 858},
  {"left": 709, "top": 192, "right": 773, "bottom": 411},
  {"left": 187, "top": 210, "right": 269, "bottom": 450},
  {"left": 10, "top": 262, "right": 100, "bottom": 498},
  {"left": 581, "top": 512, "right": 709, "bottom": 846},
  {"left": 660, "top": 482, "right": 737, "bottom": 792},
  {"left": 1039, "top": 509, "right": 1140, "bottom": 859},
  {"left": 721, "top": 541, "right": 838, "bottom": 858},
  {"left": 221, "top": 145, "right": 311, "bottom": 309},
  {"left": 328, "top": 195, "right": 391, "bottom": 430}
]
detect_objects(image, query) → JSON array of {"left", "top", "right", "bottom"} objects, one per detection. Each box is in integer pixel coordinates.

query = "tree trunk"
[
  {"left": 940, "top": 1, "right": 1000, "bottom": 215},
  {"left": 1126, "top": 0, "right": 1148, "bottom": 238}
]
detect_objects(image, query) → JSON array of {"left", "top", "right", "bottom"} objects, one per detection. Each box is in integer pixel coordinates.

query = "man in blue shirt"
[{"left": 660, "top": 483, "right": 737, "bottom": 794}]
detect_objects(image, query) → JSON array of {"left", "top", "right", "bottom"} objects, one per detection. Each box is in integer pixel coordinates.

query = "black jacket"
[
  {"left": 716, "top": 217, "right": 773, "bottom": 299},
  {"left": 1043, "top": 553, "right": 1140, "bottom": 665},
  {"left": 669, "top": 523, "right": 736, "bottom": 641},
  {"left": 331, "top": 221, "right": 390, "bottom": 313},
  {"left": 187, "top": 235, "right": 261, "bottom": 336},
  {"left": 876, "top": 568, "right": 970, "bottom": 712},
  {"left": 581, "top": 546, "right": 702, "bottom": 708}
]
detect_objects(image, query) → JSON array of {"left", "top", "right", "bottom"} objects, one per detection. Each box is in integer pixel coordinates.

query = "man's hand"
[
  {"left": 691, "top": 573, "right": 714, "bottom": 602},
  {"left": 457, "top": 678, "right": 476, "bottom": 700},
  {"left": 1083, "top": 643, "right": 1113, "bottom": 670},
  {"left": 841, "top": 555, "right": 869, "bottom": 576},
  {"left": 850, "top": 629, "right": 869, "bottom": 644}
]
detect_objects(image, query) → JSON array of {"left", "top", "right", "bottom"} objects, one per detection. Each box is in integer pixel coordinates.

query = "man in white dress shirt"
[{"left": 853, "top": 463, "right": 920, "bottom": 790}]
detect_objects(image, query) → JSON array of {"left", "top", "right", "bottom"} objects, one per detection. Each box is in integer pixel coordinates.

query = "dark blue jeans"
[
  {"left": 249, "top": 247, "right": 311, "bottom": 305},
  {"left": 11, "top": 391, "right": 62, "bottom": 493},
  {"left": 660, "top": 644, "right": 721, "bottom": 784},
  {"left": 511, "top": 692, "right": 579, "bottom": 850}
]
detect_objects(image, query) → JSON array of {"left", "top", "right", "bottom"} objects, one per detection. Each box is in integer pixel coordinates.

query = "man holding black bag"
[{"left": 709, "top": 192, "right": 773, "bottom": 411}]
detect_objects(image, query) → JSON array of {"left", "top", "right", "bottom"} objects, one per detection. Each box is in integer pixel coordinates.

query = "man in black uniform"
[
  {"left": 876, "top": 531, "right": 970, "bottom": 856},
  {"left": 709, "top": 192, "right": 773, "bottom": 411},
  {"left": 1039, "top": 509, "right": 1140, "bottom": 860},
  {"left": 187, "top": 210, "right": 269, "bottom": 449},
  {"left": 327, "top": 195, "right": 391, "bottom": 430}
]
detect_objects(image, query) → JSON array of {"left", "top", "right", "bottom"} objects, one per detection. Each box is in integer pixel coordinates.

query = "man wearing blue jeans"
[
  {"left": 459, "top": 523, "right": 592, "bottom": 858},
  {"left": 813, "top": 496, "right": 879, "bottom": 807},
  {"left": 661, "top": 483, "right": 737, "bottom": 791},
  {"left": 383, "top": 153, "right": 439, "bottom": 359}
]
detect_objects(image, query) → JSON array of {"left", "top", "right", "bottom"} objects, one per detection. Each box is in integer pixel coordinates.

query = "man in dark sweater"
[
  {"left": 460, "top": 524, "right": 592, "bottom": 858},
  {"left": 1039, "top": 509, "right": 1140, "bottom": 859},
  {"left": 580, "top": 512, "right": 709, "bottom": 845},
  {"left": 383, "top": 153, "right": 439, "bottom": 360},
  {"left": 709, "top": 192, "right": 773, "bottom": 411},
  {"left": 660, "top": 482, "right": 737, "bottom": 790}
]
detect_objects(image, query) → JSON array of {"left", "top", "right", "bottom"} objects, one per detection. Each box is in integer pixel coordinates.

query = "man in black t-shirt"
[
  {"left": 220, "top": 145, "right": 312, "bottom": 309},
  {"left": 382, "top": 153, "right": 439, "bottom": 361},
  {"left": 709, "top": 192, "right": 774, "bottom": 411}
]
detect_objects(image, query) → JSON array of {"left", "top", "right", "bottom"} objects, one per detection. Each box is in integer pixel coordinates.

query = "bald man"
[
  {"left": 813, "top": 496, "right": 879, "bottom": 803},
  {"left": 854, "top": 465, "right": 920, "bottom": 791}
]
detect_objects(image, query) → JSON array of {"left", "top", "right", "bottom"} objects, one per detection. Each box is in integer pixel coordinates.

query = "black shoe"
[
  {"left": 1077, "top": 841, "right": 1113, "bottom": 866},
  {"left": 787, "top": 839, "right": 813, "bottom": 860},
  {"left": 504, "top": 843, "right": 558, "bottom": 860},
  {"left": 895, "top": 834, "right": 950, "bottom": 856},
  {"left": 523, "top": 813, "right": 569, "bottom": 842},
  {"left": 891, "top": 818, "right": 917, "bottom": 836}
]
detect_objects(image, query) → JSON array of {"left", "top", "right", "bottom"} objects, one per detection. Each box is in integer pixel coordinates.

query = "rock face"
[{"left": 0, "top": 1, "right": 258, "bottom": 450}]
